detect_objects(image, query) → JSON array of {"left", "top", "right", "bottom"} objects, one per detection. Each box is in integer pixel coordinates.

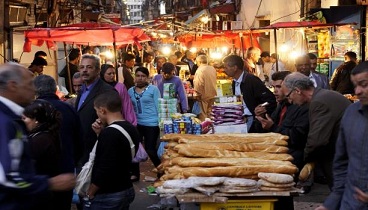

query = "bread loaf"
[
  {"left": 258, "top": 179, "right": 295, "bottom": 188},
  {"left": 167, "top": 165, "right": 298, "bottom": 177},
  {"left": 223, "top": 178, "right": 257, "bottom": 187},
  {"left": 260, "top": 186, "right": 293, "bottom": 191},
  {"left": 177, "top": 147, "right": 293, "bottom": 161},
  {"left": 162, "top": 133, "right": 289, "bottom": 142},
  {"left": 219, "top": 186, "right": 258, "bottom": 193},
  {"left": 170, "top": 157, "right": 294, "bottom": 168},
  {"left": 258, "top": 172, "right": 294, "bottom": 184},
  {"left": 174, "top": 143, "right": 288, "bottom": 153},
  {"left": 299, "top": 162, "right": 315, "bottom": 181}
]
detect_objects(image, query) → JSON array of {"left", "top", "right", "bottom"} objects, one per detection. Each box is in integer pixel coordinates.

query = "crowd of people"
[{"left": 0, "top": 45, "right": 367, "bottom": 210}]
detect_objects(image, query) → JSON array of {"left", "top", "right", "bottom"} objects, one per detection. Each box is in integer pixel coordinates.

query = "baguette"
[
  {"left": 174, "top": 143, "right": 288, "bottom": 153},
  {"left": 170, "top": 157, "right": 294, "bottom": 168},
  {"left": 178, "top": 137, "right": 288, "bottom": 146},
  {"left": 162, "top": 133, "right": 289, "bottom": 141},
  {"left": 260, "top": 186, "right": 293, "bottom": 191},
  {"left": 177, "top": 147, "right": 293, "bottom": 161},
  {"left": 167, "top": 165, "right": 298, "bottom": 177}
]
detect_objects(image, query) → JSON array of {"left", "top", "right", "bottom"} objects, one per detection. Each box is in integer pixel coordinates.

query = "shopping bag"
[
  {"left": 132, "top": 143, "right": 148, "bottom": 163},
  {"left": 192, "top": 101, "right": 201, "bottom": 115},
  {"left": 157, "top": 141, "right": 168, "bottom": 159},
  {"left": 75, "top": 141, "right": 97, "bottom": 196}
]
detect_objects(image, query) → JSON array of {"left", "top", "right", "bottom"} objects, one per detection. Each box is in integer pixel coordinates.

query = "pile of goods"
[
  {"left": 161, "top": 113, "right": 213, "bottom": 135},
  {"left": 211, "top": 104, "right": 244, "bottom": 125},
  {"left": 155, "top": 133, "right": 298, "bottom": 195}
]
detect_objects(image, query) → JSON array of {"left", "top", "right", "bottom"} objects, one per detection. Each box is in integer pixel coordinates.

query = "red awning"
[
  {"left": 23, "top": 22, "right": 151, "bottom": 52},
  {"left": 256, "top": 21, "right": 356, "bottom": 30}
]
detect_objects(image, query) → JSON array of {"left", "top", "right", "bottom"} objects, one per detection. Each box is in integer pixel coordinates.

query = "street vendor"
[{"left": 222, "top": 54, "right": 276, "bottom": 132}]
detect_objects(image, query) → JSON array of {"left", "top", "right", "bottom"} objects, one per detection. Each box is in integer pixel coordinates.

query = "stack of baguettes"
[{"left": 155, "top": 133, "right": 298, "bottom": 188}]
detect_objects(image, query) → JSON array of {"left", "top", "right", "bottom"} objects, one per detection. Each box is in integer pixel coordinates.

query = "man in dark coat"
[
  {"left": 222, "top": 54, "right": 277, "bottom": 132},
  {"left": 282, "top": 72, "right": 351, "bottom": 189},
  {"left": 76, "top": 54, "right": 115, "bottom": 166}
]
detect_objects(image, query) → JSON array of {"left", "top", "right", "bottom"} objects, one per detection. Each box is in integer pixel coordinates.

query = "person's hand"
[
  {"left": 255, "top": 114, "right": 274, "bottom": 130},
  {"left": 48, "top": 173, "right": 76, "bottom": 191},
  {"left": 315, "top": 205, "right": 328, "bottom": 210},
  {"left": 254, "top": 105, "right": 267, "bottom": 117},
  {"left": 92, "top": 118, "right": 103, "bottom": 136},
  {"left": 354, "top": 187, "right": 368, "bottom": 203}
]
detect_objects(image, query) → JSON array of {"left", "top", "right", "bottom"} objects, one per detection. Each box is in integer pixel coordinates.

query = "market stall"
[
  {"left": 255, "top": 20, "right": 357, "bottom": 74},
  {"left": 154, "top": 132, "right": 300, "bottom": 210},
  {"left": 23, "top": 22, "right": 151, "bottom": 90}
]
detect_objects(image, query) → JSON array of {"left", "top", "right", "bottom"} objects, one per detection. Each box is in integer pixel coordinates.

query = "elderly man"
[
  {"left": 222, "top": 54, "right": 276, "bottom": 132},
  {"left": 282, "top": 72, "right": 351, "bottom": 189},
  {"left": 76, "top": 54, "right": 114, "bottom": 166},
  {"left": 316, "top": 61, "right": 368, "bottom": 210},
  {"left": 0, "top": 62, "right": 75, "bottom": 210},
  {"left": 244, "top": 47, "right": 265, "bottom": 82},
  {"left": 193, "top": 55, "right": 217, "bottom": 121}
]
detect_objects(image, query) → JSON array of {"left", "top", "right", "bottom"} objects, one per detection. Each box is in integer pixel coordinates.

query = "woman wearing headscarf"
[
  {"left": 128, "top": 67, "right": 161, "bottom": 182},
  {"left": 22, "top": 99, "right": 65, "bottom": 210},
  {"left": 100, "top": 64, "right": 137, "bottom": 126}
]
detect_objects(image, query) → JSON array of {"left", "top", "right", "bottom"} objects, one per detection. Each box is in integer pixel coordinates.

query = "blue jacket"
[{"left": 0, "top": 101, "right": 49, "bottom": 210}]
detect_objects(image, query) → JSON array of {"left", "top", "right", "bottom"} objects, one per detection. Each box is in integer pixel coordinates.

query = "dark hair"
[
  {"left": 94, "top": 90, "right": 121, "bottom": 113},
  {"left": 261, "top": 51, "right": 270, "bottom": 58},
  {"left": 222, "top": 55, "right": 244, "bottom": 69},
  {"left": 175, "top": 51, "right": 183, "bottom": 58},
  {"left": 307, "top": 53, "right": 317, "bottom": 60},
  {"left": 162, "top": 62, "right": 176, "bottom": 74},
  {"left": 143, "top": 51, "right": 154, "bottom": 58},
  {"left": 271, "top": 71, "right": 291, "bottom": 81},
  {"left": 35, "top": 51, "right": 47, "bottom": 58},
  {"left": 100, "top": 64, "right": 115, "bottom": 78},
  {"left": 23, "top": 99, "right": 61, "bottom": 134},
  {"left": 69, "top": 48, "right": 80, "bottom": 60},
  {"left": 135, "top": 66, "right": 149, "bottom": 76},
  {"left": 352, "top": 61, "right": 368, "bottom": 75},
  {"left": 31, "top": 57, "right": 48, "bottom": 66},
  {"left": 123, "top": 53, "right": 136, "bottom": 62},
  {"left": 345, "top": 51, "right": 357, "bottom": 60},
  {"left": 34, "top": 75, "right": 57, "bottom": 96}
]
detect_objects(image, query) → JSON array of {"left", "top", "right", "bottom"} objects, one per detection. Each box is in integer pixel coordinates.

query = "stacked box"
[
  {"left": 163, "top": 83, "right": 176, "bottom": 99},
  {"left": 211, "top": 103, "right": 244, "bottom": 126}
]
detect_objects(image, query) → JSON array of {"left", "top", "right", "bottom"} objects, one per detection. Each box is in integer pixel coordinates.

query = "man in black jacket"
[
  {"left": 330, "top": 51, "right": 357, "bottom": 94},
  {"left": 222, "top": 54, "right": 276, "bottom": 132},
  {"left": 254, "top": 71, "right": 310, "bottom": 192},
  {"left": 76, "top": 54, "right": 115, "bottom": 167}
]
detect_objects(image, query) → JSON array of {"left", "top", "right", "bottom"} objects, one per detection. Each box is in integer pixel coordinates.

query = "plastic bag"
[
  {"left": 132, "top": 143, "right": 148, "bottom": 163},
  {"left": 157, "top": 141, "right": 168, "bottom": 159},
  {"left": 192, "top": 101, "right": 201, "bottom": 115}
]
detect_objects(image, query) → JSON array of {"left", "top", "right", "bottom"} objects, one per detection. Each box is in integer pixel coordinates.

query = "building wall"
[{"left": 127, "top": 0, "right": 143, "bottom": 24}]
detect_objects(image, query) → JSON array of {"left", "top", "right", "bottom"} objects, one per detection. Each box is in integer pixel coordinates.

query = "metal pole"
[
  {"left": 63, "top": 42, "right": 73, "bottom": 93},
  {"left": 274, "top": 28, "right": 279, "bottom": 72}
]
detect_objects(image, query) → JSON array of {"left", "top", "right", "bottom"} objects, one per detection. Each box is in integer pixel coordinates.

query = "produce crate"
[{"left": 200, "top": 199, "right": 277, "bottom": 210}]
